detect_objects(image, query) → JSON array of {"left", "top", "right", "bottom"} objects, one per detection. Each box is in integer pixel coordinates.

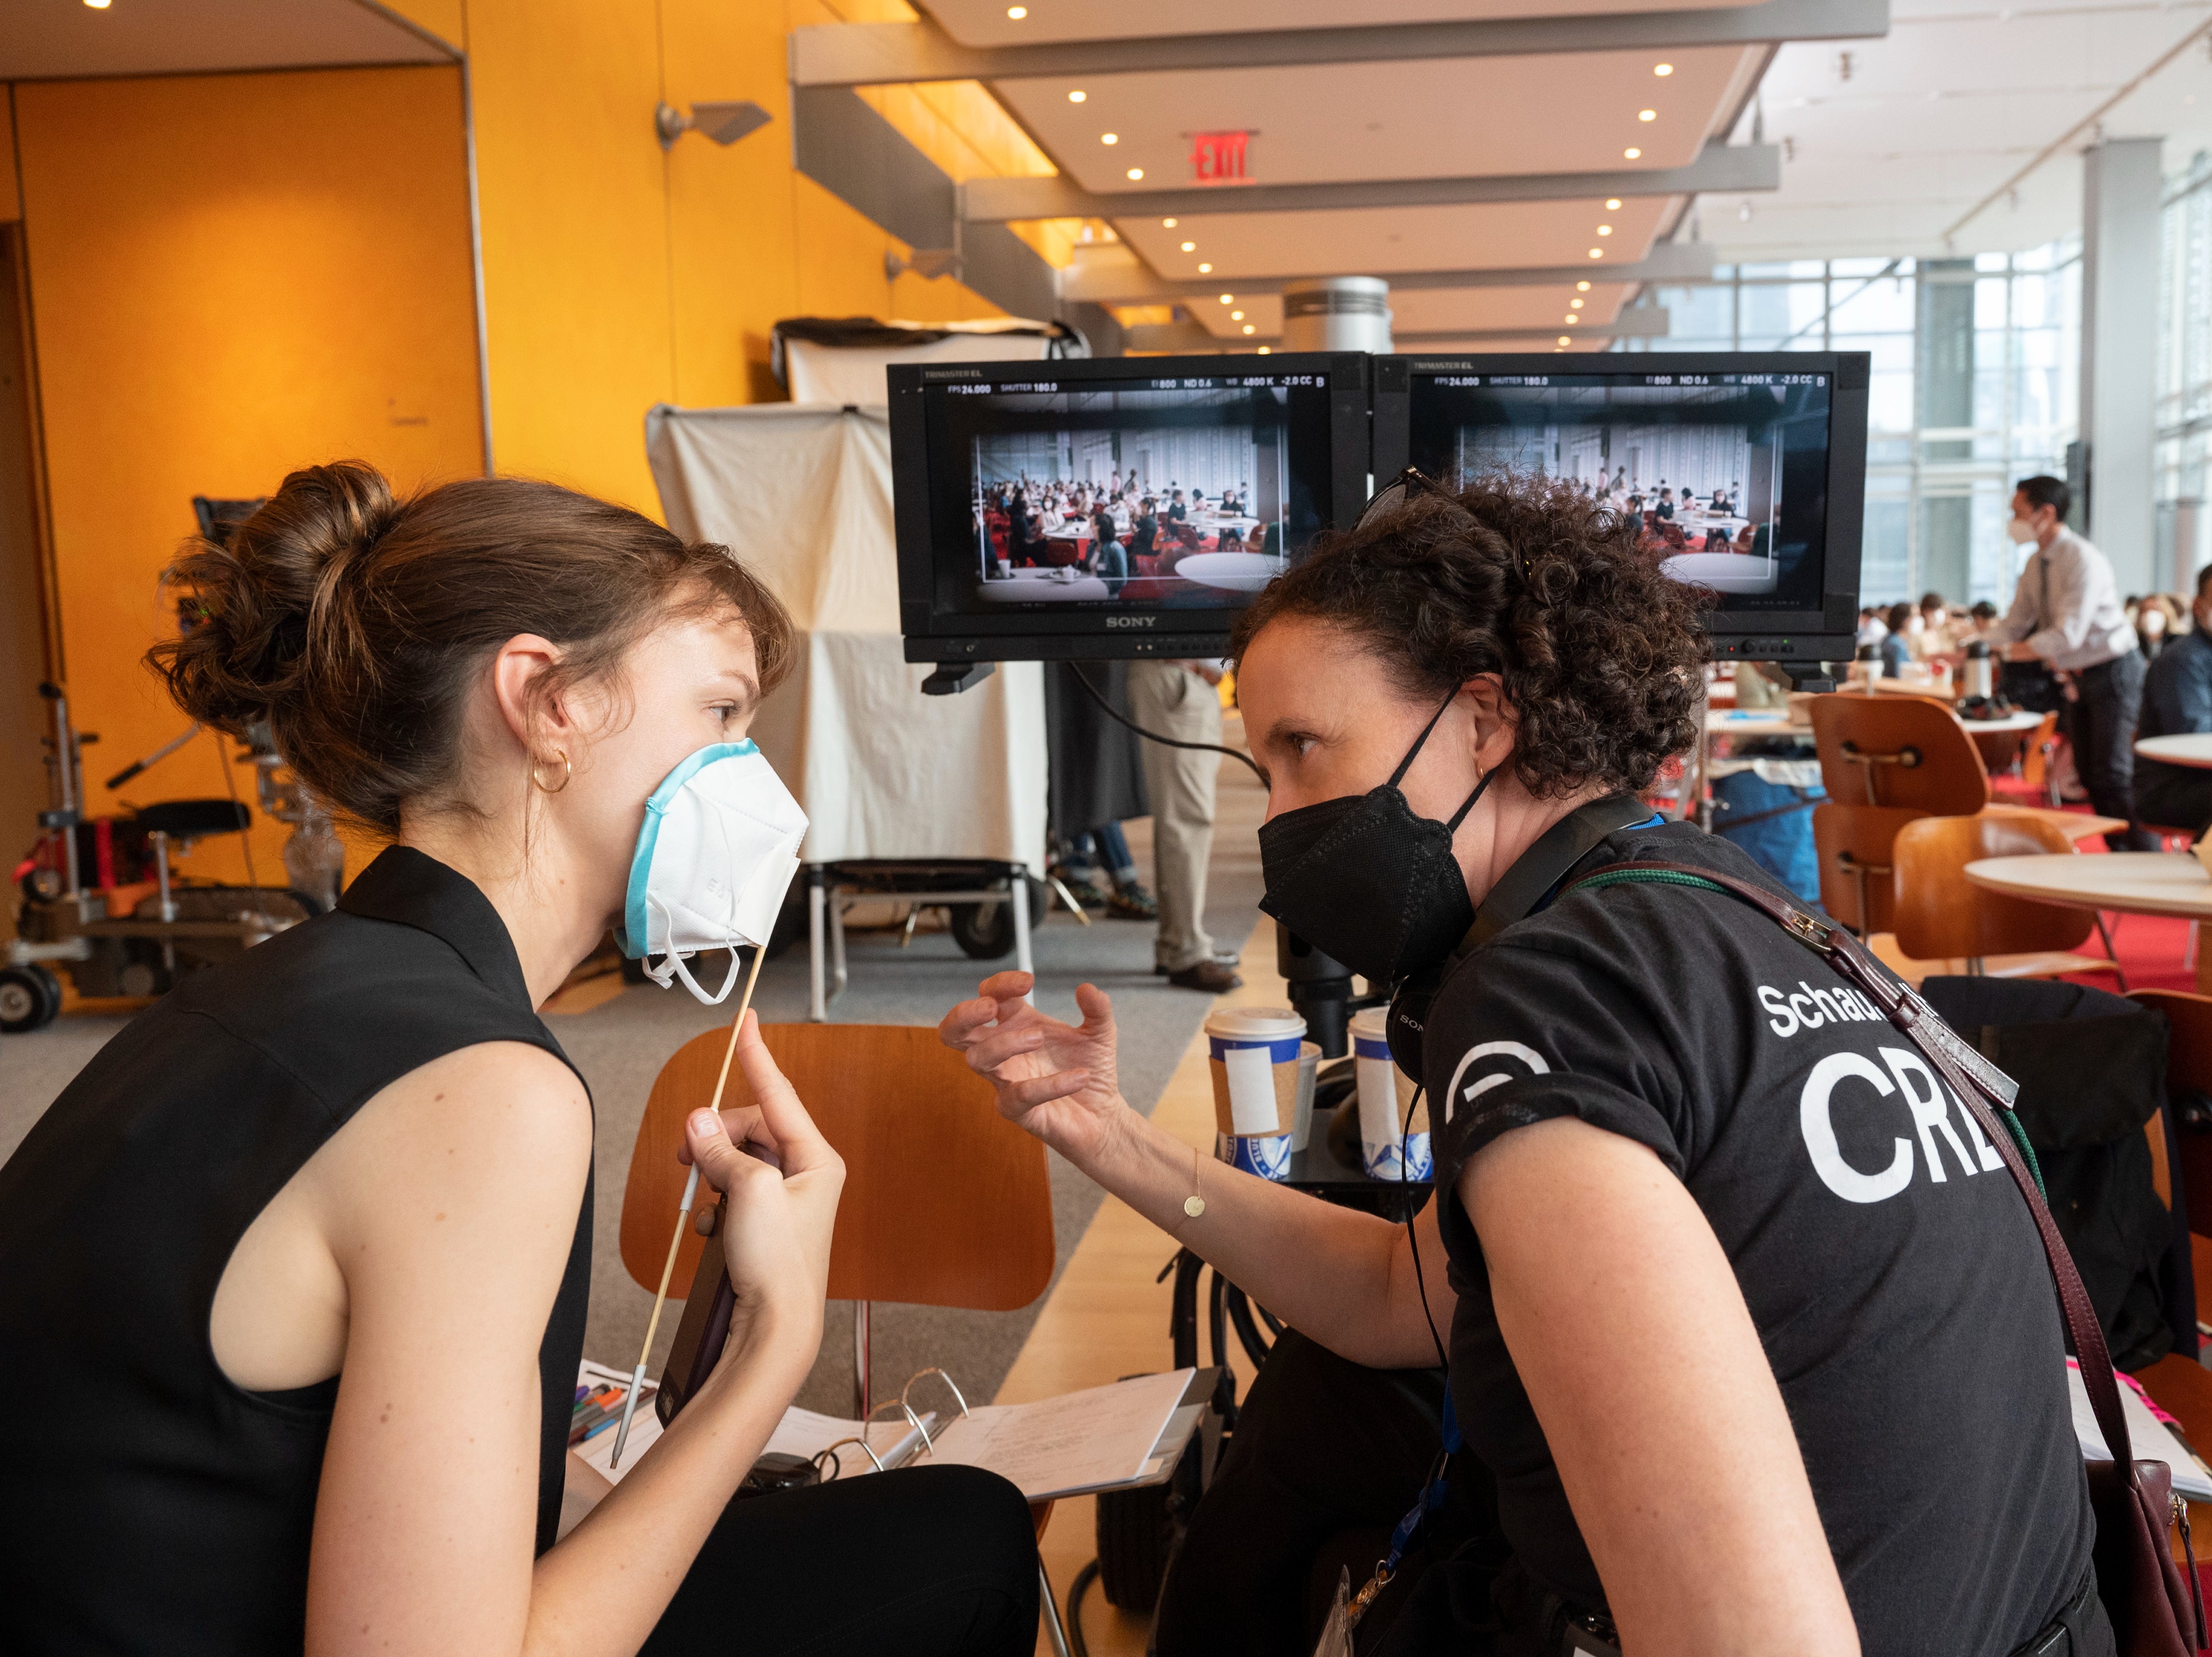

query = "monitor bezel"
[
  {"left": 891, "top": 350, "right": 1373, "bottom": 664},
  {"left": 1371, "top": 351, "right": 1869, "bottom": 665}
]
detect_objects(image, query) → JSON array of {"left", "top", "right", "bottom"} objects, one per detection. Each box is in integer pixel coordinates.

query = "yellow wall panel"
[
  {"left": 12, "top": 67, "right": 482, "bottom": 882},
  {"left": 463, "top": 0, "right": 672, "bottom": 511},
  {"left": 373, "top": 0, "right": 468, "bottom": 51}
]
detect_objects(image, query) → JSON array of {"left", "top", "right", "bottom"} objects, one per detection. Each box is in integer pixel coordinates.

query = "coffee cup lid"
[
  {"left": 1204, "top": 1005, "right": 1305, "bottom": 1040},
  {"left": 1348, "top": 1007, "right": 1390, "bottom": 1040}
]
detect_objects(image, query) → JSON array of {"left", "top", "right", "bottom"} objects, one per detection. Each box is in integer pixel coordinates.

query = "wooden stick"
[{"left": 608, "top": 944, "right": 768, "bottom": 1470}]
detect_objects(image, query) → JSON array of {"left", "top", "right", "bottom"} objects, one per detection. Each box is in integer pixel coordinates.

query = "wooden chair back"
[
  {"left": 2128, "top": 991, "right": 2212, "bottom": 1240},
  {"left": 1889, "top": 812, "right": 2094, "bottom": 960},
  {"left": 1808, "top": 692, "right": 1992, "bottom": 815},
  {"left": 621, "top": 1024, "right": 1055, "bottom": 1310},
  {"left": 1812, "top": 803, "right": 1925, "bottom": 935}
]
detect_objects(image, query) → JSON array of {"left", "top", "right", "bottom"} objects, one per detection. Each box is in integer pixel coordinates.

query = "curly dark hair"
[{"left": 1228, "top": 470, "right": 1704, "bottom": 799}]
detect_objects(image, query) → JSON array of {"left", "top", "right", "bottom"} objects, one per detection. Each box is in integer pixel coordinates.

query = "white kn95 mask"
[{"left": 615, "top": 742, "right": 807, "bottom": 1003}]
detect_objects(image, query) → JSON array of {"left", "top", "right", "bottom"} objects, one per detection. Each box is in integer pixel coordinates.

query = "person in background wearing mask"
[
  {"left": 2131, "top": 566, "right": 2212, "bottom": 834},
  {"left": 1914, "top": 592, "right": 1956, "bottom": 659},
  {"left": 1985, "top": 474, "right": 2161, "bottom": 849},
  {"left": 1856, "top": 605, "right": 1889, "bottom": 648},
  {"left": 938, "top": 472, "right": 2106, "bottom": 1657},
  {"left": 0, "top": 463, "right": 1039, "bottom": 1656}
]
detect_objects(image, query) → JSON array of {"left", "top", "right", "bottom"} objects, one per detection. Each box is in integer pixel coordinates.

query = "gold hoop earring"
[{"left": 531, "top": 750, "right": 572, "bottom": 794}]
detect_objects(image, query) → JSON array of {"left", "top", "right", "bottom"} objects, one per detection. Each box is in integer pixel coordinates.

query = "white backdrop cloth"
[{"left": 646, "top": 402, "right": 1047, "bottom": 876}]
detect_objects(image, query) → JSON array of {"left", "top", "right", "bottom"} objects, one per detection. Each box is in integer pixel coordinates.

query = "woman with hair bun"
[
  {"left": 939, "top": 472, "right": 2105, "bottom": 1655},
  {"left": 0, "top": 461, "right": 1038, "bottom": 1655}
]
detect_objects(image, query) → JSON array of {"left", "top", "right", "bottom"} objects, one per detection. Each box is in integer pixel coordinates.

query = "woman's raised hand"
[
  {"left": 938, "top": 972, "right": 1128, "bottom": 1164},
  {"left": 680, "top": 1011, "right": 845, "bottom": 1385}
]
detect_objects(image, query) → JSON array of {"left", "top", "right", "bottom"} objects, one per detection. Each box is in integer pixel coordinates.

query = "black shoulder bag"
[{"left": 1560, "top": 861, "right": 2206, "bottom": 1656}]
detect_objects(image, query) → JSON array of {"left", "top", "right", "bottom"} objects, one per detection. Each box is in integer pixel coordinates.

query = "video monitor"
[
  {"left": 1372, "top": 353, "right": 1868, "bottom": 664},
  {"left": 891, "top": 353, "right": 1371, "bottom": 665}
]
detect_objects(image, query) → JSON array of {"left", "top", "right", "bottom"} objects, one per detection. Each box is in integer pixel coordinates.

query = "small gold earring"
[{"left": 531, "top": 750, "right": 572, "bottom": 794}]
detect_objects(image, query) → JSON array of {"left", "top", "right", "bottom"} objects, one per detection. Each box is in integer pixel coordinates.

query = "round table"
[
  {"left": 1964, "top": 851, "right": 2212, "bottom": 990},
  {"left": 2136, "top": 734, "right": 2212, "bottom": 770},
  {"left": 1170, "top": 551, "right": 1288, "bottom": 593}
]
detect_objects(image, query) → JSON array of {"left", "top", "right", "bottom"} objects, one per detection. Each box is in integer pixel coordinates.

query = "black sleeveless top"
[{"left": 0, "top": 847, "right": 594, "bottom": 1654}]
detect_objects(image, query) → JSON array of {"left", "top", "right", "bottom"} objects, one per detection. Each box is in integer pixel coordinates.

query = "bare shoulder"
[{"left": 311, "top": 1041, "right": 592, "bottom": 1261}]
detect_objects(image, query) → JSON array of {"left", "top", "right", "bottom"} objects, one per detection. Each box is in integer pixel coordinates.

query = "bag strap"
[{"left": 1559, "top": 859, "right": 2137, "bottom": 1472}]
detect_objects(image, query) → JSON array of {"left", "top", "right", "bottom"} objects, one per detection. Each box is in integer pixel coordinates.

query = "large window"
[
  {"left": 2157, "top": 150, "right": 2212, "bottom": 583},
  {"left": 1617, "top": 249, "right": 2080, "bottom": 606}
]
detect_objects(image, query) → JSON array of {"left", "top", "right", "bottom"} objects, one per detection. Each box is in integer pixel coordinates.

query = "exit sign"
[{"left": 1190, "top": 130, "right": 1251, "bottom": 184}]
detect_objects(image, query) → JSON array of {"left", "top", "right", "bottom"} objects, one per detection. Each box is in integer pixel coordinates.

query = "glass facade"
[
  {"left": 2157, "top": 150, "right": 2212, "bottom": 590},
  {"left": 1617, "top": 249, "right": 2080, "bottom": 607}
]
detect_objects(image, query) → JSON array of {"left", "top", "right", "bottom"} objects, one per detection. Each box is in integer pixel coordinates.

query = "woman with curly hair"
[{"left": 938, "top": 471, "right": 2104, "bottom": 1656}]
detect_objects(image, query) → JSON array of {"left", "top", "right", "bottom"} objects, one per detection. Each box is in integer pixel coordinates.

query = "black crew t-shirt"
[{"left": 1427, "top": 821, "right": 2092, "bottom": 1655}]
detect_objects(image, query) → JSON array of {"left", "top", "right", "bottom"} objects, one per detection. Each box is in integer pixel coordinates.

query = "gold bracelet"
[{"left": 1184, "top": 1142, "right": 1206, "bottom": 1218}]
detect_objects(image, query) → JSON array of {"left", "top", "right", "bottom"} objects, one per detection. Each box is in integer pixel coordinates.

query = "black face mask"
[{"left": 1257, "top": 694, "right": 1493, "bottom": 988}]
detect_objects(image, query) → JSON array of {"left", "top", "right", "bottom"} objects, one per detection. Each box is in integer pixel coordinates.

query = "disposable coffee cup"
[
  {"left": 1349, "top": 1008, "right": 1431, "bottom": 1181},
  {"left": 1206, "top": 1007, "right": 1307, "bottom": 1181}
]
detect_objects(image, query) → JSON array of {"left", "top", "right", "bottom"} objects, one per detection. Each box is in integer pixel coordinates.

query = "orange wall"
[
  {"left": 12, "top": 67, "right": 484, "bottom": 885},
  {"left": 418, "top": 0, "right": 1011, "bottom": 512}
]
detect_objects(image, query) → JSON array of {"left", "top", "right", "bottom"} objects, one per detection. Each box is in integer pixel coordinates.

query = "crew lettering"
[{"left": 1799, "top": 1044, "right": 1996, "bottom": 1203}]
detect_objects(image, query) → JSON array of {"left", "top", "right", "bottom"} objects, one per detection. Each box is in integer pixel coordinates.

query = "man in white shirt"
[{"left": 1986, "top": 474, "right": 2160, "bottom": 849}]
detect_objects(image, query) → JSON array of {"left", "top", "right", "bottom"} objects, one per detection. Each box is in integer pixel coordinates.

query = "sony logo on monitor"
[{"left": 1105, "top": 616, "right": 1160, "bottom": 628}]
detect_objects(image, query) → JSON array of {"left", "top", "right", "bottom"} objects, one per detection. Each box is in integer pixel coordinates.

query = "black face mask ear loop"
[{"left": 1389, "top": 686, "right": 1496, "bottom": 835}]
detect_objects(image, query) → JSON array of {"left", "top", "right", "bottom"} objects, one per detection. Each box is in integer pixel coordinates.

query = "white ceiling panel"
[
  {"left": 1118, "top": 193, "right": 1676, "bottom": 281},
  {"left": 1712, "top": 0, "right": 2212, "bottom": 261},
  {"left": 996, "top": 47, "right": 1749, "bottom": 190},
  {"left": 0, "top": 0, "right": 453, "bottom": 79},
  {"left": 1185, "top": 280, "right": 1634, "bottom": 338},
  {"left": 924, "top": 0, "right": 1746, "bottom": 51}
]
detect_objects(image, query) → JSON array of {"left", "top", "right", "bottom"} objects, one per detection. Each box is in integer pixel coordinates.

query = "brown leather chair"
[
  {"left": 1809, "top": 692, "right": 1991, "bottom": 814},
  {"left": 1888, "top": 813, "right": 2119, "bottom": 982}
]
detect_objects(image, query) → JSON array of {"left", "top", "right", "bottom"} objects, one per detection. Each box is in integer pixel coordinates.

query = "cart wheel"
[
  {"left": 1095, "top": 1479, "right": 1178, "bottom": 1611},
  {"left": 949, "top": 899, "right": 1017, "bottom": 960},
  {"left": 0, "top": 965, "right": 61, "bottom": 1033}
]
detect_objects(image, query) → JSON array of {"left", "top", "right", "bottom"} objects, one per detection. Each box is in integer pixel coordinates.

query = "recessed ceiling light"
[
  {"left": 1243, "top": 324, "right": 1256, "bottom": 335},
  {"left": 1068, "top": 90, "right": 1086, "bottom": 103},
  {"left": 1638, "top": 109, "right": 1657, "bottom": 122},
  {"left": 1198, "top": 263, "right": 1212, "bottom": 273},
  {"left": 1565, "top": 315, "right": 1578, "bottom": 324},
  {"left": 1598, "top": 225, "right": 1613, "bottom": 236},
  {"left": 1571, "top": 298, "right": 1585, "bottom": 308},
  {"left": 84, "top": 0, "right": 112, "bottom": 7},
  {"left": 1231, "top": 310, "right": 1245, "bottom": 320},
  {"left": 1577, "top": 280, "right": 1592, "bottom": 291},
  {"left": 1559, "top": 336, "right": 1571, "bottom": 346},
  {"left": 1180, "top": 240, "right": 1196, "bottom": 252},
  {"left": 1589, "top": 248, "right": 1604, "bottom": 258},
  {"left": 1606, "top": 198, "right": 1622, "bottom": 210},
  {"left": 1624, "top": 147, "right": 1642, "bottom": 159},
  {"left": 1101, "top": 132, "right": 1119, "bottom": 145},
  {"left": 1162, "top": 218, "right": 1177, "bottom": 227},
  {"left": 1127, "top": 168, "right": 1144, "bottom": 180},
  {"left": 1654, "top": 62, "right": 1674, "bottom": 76},
  {"left": 1007, "top": 4, "right": 1027, "bottom": 15},
  {"left": 1219, "top": 293, "right": 1234, "bottom": 303},
  {"left": 1258, "top": 346, "right": 1271, "bottom": 355}
]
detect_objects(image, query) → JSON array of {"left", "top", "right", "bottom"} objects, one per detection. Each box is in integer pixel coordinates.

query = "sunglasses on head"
[{"left": 1355, "top": 467, "right": 1536, "bottom": 583}]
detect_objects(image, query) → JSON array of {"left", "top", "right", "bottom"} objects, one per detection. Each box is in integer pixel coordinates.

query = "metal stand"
[
  {"left": 1040, "top": 1560, "right": 1074, "bottom": 1657},
  {"left": 852, "top": 1299, "right": 871, "bottom": 1419},
  {"left": 807, "top": 860, "right": 1037, "bottom": 1021}
]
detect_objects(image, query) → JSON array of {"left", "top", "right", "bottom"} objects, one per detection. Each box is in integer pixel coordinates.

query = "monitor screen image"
[
  {"left": 891, "top": 353, "right": 1368, "bottom": 664},
  {"left": 1404, "top": 369, "right": 1838, "bottom": 613},
  {"left": 930, "top": 374, "right": 1328, "bottom": 616}
]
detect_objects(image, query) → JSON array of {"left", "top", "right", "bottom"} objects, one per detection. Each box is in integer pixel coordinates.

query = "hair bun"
[{"left": 151, "top": 460, "right": 400, "bottom": 735}]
